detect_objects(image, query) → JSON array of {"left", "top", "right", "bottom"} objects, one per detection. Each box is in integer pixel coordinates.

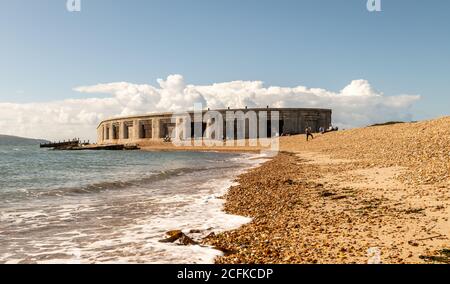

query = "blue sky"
[{"left": 0, "top": 0, "right": 449, "bottom": 121}]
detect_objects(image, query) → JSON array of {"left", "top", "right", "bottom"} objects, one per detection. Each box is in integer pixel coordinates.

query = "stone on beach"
[{"left": 159, "top": 230, "right": 198, "bottom": 246}]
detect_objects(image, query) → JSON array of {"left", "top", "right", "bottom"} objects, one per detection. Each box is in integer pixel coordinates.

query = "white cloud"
[{"left": 0, "top": 75, "right": 420, "bottom": 141}]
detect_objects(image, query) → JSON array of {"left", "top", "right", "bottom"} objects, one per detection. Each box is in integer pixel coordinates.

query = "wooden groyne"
[
  {"left": 68, "top": 144, "right": 140, "bottom": 151},
  {"left": 40, "top": 139, "right": 139, "bottom": 151},
  {"left": 40, "top": 139, "right": 83, "bottom": 149}
]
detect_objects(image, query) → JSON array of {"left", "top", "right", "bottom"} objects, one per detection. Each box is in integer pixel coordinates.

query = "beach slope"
[{"left": 207, "top": 117, "right": 450, "bottom": 264}]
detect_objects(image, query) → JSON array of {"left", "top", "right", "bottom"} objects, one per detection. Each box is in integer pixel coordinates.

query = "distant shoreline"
[{"left": 0, "top": 134, "right": 48, "bottom": 146}]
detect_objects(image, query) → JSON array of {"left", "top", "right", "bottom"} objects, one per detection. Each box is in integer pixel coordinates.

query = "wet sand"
[{"left": 140, "top": 140, "right": 265, "bottom": 153}]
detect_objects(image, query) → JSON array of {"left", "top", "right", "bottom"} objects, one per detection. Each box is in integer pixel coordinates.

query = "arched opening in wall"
[
  {"left": 105, "top": 125, "right": 110, "bottom": 140},
  {"left": 229, "top": 117, "right": 266, "bottom": 140},
  {"left": 230, "top": 118, "right": 247, "bottom": 140},
  {"left": 279, "top": 120, "right": 285, "bottom": 136},
  {"left": 139, "top": 120, "right": 152, "bottom": 139},
  {"left": 190, "top": 122, "right": 207, "bottom": 139},
  {"left": 123, "top": 121, "right": 133, "bottom": 139},
  {"left": 266, "top": 120, "right": 284, "bottom": 138},
  {"left": 161, "top": 123, "right": 176, "bottom": 138},
  {"left": 112, "top": 123, "right": 120, "bottom": 140},
  {"left": 209, "top": 118, "right": 216, "bottom": 140}
]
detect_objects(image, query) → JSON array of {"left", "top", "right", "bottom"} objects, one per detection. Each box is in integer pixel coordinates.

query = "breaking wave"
[{"left": 31, "top": 166, "right": 237, "bottom": 198}]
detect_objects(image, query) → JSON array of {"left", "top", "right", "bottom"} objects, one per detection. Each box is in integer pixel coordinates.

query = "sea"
[{"left": 0, "top": 145, "right": 265, "bottom": 264}]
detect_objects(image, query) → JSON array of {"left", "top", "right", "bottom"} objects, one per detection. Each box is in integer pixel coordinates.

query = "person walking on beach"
[{"left": 306, "top": 127, "right": 314, "bottom": 141}]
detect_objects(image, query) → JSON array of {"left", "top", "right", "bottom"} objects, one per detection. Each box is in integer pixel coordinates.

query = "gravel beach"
[{"left": 206, "top": 117, "right": 450, "bottom": 264}]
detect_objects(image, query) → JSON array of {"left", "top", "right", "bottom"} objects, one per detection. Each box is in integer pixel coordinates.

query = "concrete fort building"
[{"left": 96, "top": 108, "right": 332, "bottom": 145}]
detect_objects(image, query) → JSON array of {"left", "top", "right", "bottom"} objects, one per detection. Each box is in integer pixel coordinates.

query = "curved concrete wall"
[{"left": 96, "top": 108, "right": 332, "bottom": 145}]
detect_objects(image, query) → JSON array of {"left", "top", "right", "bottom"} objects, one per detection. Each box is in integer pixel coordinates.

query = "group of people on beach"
[{"left": 319, "top": 125, "right": 339, "bottom": 134}]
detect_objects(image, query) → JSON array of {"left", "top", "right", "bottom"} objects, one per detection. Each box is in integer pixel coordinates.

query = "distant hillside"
[
  {"left": 0, "top": 134, "right": 49, "bottom": 146},
  {"left": 369, "top": 121, "right": 418, "bottom": 127}
]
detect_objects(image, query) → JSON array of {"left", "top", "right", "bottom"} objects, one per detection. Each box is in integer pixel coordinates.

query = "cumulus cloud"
[{"left": 0, "top": 74, "right": 420, "bottom": 141}]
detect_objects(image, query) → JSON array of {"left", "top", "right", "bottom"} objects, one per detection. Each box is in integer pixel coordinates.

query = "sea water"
[{"left": 0, "top": 145, "right": 264, "bottom": 264}]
